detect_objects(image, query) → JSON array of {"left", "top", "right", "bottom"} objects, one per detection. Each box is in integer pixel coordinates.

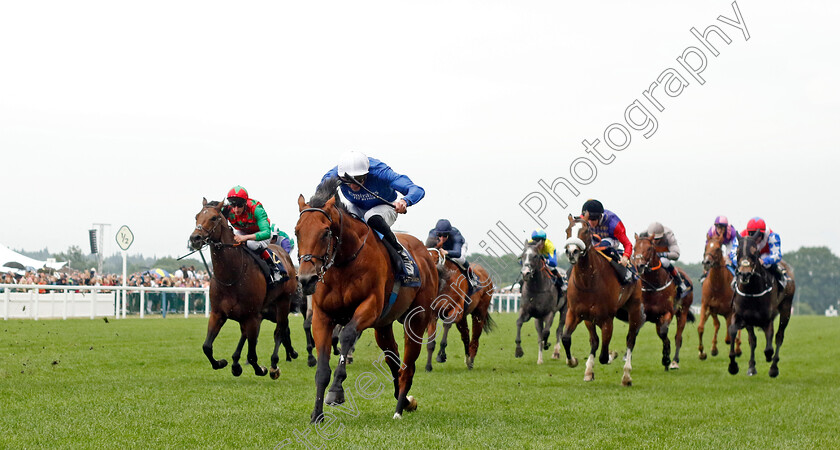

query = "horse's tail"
[
  {"left": 482, "top": 311, "right": 496, "bottom": 333},
  {"left": 291, "top": 281, "right": 306, "bottom": 314},
  {"left": 686, "top": 309, "right": 696, "bottom": 323}
]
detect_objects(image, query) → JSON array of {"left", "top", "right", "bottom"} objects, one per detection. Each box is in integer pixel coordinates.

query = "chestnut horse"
[
  {"left": 728, "top": 234, "right": 795, "bottom": 377},
  {"left": 515, "top": 241, "right": 567, "bottom": 365},
  {"left": 562, "top": 215, "right": 644, "bottom": 385},
  {"left": 189, "top": 199, "right": 299, "bottom": 379},
  {"left": 698, "top": 234, "right": 741, "bottom": 359},
  {"left": 295, "top": 178, "right": 440, "bottom": 422},
  {"left": 633, "top": 234, "right": 695, "bottom": 371},
  {"left": 424, "top": 249, "right": 495, "bottom": 371}
]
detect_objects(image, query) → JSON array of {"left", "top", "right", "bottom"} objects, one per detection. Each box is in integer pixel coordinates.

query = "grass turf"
[{"left": 1, "top": 313, "right": 838, "bottom": 449}]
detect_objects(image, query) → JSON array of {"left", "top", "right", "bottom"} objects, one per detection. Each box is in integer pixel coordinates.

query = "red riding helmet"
[
  {"left": 746, "top": 217, "right": 766, "bottom": 234},
  {"left": 227, "top": 185, "right": 249, "bottom": 201}
]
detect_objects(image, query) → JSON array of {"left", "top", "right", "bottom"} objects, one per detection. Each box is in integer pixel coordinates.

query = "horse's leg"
[
  {"left": 304, "top": 307, "right": 317, "bottom": 367},
  {"left": 746, "top": 326, "right": 758, "bottom": 376},
  {"left": 514, "top": 310, "right": 529, "bottom": 358},
  {"left": 309, "top": 310, "right": 333, "bottom": 424},
  {"left": 230, "top": 333, "right": 246, "bottom": 377},
  {"left": 325, "top": 321, "right": 359, "bottom": 406},
  {"left": 202, "top": 312, "right": 229, "bottom": 370},
  {"left": 727, "top": 317, "right": 742, "bottom": 375},
  {"left": 553, "top": 301, "right": 567, "bottom": 360},
  {"left": 671, "top": 308, "right": 687, "bottom": 370},
  {"left": 454, "top": 317, "right": 471, "bottom": 368},
  {"left": 332, "top": 325, "right": 341, "bottom": 356},
  {"left": 584, "top": 320, "right": 598, "bottom": 381},
  {"left": 657, "top": 313, "right": 672, "bottom": 371},
  {"left": 394, "top": 304, "right": 428, "bottom": 420},
  {"left": 542, "top": 310, "right": 556, "bottom": 351},
  {"left": 729, "top": 313, "right": 743, "bottom": 357},
  {"left": 534, "top": 317, "right": 546, "bottom": 365},
  {"left": 697, "top": 303, "right": 709, "bottom": 360},
  {"left": 711, "top": 314, "right": 722, "bottom": 356},
  {"left": 598, "top": 318, "right": 616, "bottom": 365},
  {"left": 425, "top": 318, "right": 437, "bottom": 372},
  {"left": 244, "top": 316, "right": 267, "bottom": 377},
  {"left": 622, "top": 299, "right": 644, "bottom": 387},
  {"left": 467, "top": 312, "right": 485, "bottom": 369},
  {"left": 437, "top": 322, "right": 452, "bottom": 363},
  {"left": 374, "top": 325, "right": 401, "bottom": 400},
  {"left": 770, "top": 299, "right": 792, "bottom": 378},
  {"left": 277, "top": 299, "right": 297, "bottom": 362},
  {"left": 561, "top": 310, "right": 581, "bottom": 368}
]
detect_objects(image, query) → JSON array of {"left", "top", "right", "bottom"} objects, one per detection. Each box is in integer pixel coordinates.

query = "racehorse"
[
  {"left": 189, "top": 199, "right": 300, "bottom": 379},
  {"left": 633, "top": 234, "right": 695, "bottom": 371},
  {"left": 515, "top": 240, "right": 567, "bottom": 365},
  {"left": 698, "top": 234, "right": 741, "bottom": 359},
  {"left": 295, "top": 177, "right": 440, "bottom": 422},
  {"left": 303, "top": 301, "right": 356, "bottom": 368},
  {"left": 562, "top": 215, "right": 644, "bottom": 385},
  {"left": 728, "top": 234, "right": 795, "bottom": 377},
  {"left": 424, "top": 249, "right": 495, "bottom": 371}
]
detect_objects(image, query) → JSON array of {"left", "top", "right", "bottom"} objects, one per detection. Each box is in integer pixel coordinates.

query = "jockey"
[
  {"left": 322, "top": 151, "right": 425, "bottom": 285},
  {"left": 527, "top": 229, "right": 566, "bottom": 293},
  {"left": 426, "top": 219, "right": 480, "bottom": 293},
  {"left": 700, "top": 215, "right": 738, "bottom": 282},
  {"left": 223, "top": 185, "right": 288, "bottom": 284},
  {"left": 581, "top": 199, "right": 634, "bottom": 283},
  {"left": 270, "top": 223, "right": 295, "bottom": 254},
  {"left": 646, "top": 222, "right": 689, "bottom": 296},
  {"left": 729, "top": 217, "right": 788, "bottom": 286}
]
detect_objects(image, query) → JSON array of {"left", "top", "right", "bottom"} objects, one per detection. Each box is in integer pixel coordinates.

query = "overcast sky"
[{"left": 1, "top": 0, "right": 838, "bottom": 264}]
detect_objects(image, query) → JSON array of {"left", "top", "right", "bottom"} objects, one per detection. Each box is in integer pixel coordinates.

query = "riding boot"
[
  {"left": 771, "top": 263, "right": 788, "bottom": 288},
  {"left": 367, "top": 215, "right": 417, "bottom": 282},
  {"left": 668, "top": 265, "right": 688, "bottom": 298},
  {"left": 608, "top": 259, "right": 633, "bottom": 285},
  {"left": 263, "top": 250, "right": 288, "bottom": 284},
  {"left": 550, "top": 267, "right": 566, "bottom": 293}
]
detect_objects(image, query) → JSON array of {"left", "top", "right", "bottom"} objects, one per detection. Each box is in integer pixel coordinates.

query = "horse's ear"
[
  {"left": 325, "top": 195, "right": 337, "bottom": 208},
  {"left": 634, "top": 232, "right": 639, "bottom": 240},
  {"left": 297, "top": 194, "right": 306, "bottom": 211},
  {"left": 202, "top": 197, "right": 208, "bottom": 207},
  {"left": 567, "top": 214, "right": 574, "bottom": 223}
]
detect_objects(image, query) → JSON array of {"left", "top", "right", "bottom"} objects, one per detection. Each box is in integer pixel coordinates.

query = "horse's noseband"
[{"left": 298, "top": 208, "right": 340, "bottom": 282}]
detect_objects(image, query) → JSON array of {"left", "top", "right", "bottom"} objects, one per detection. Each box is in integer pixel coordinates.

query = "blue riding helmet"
[
  {"left": 434, "top": 219, "right": 452, "bottom": 236},
  {"left": 531, "top": 229, "right": 546, "bottom": 241}
]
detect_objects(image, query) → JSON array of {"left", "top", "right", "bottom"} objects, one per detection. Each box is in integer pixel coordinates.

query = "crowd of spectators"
[{"left": 0, "top": 265, "right": 210, "bottom": 292}]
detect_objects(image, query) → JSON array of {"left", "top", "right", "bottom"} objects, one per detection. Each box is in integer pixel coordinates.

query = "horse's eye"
[
  {"left": 321, "top": 230, "right": 329, "bottom": 241},
  {"left": 210, "top": 216, "right": 220, "bottom": 222}
]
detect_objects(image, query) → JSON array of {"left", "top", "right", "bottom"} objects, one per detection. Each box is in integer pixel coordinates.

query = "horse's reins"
[
  {"left": 192, "top": 207, "right": 246, "bottom": 286},
  {"left": 298, "top": 205, "right": 370, "bottom": 282}
]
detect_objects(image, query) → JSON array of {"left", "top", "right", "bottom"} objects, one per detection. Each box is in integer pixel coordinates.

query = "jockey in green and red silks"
[{"left": 223, "top": 185, "right": 287, "bottom": 284}]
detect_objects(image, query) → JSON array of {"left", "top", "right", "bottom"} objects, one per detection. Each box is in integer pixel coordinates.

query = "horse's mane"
[
  {"left": 309, "top": 176, "right": 344, "bottom": 209},
  {"left": 206, "top": 201, "right": 221, "bottom": 207}
]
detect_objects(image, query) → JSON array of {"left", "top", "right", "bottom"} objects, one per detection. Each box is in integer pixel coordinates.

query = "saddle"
[
  {"left": 447, "top": 258, "right": 480, "bottom": 297},
  {"left": 593, "top": 243, "right": 635, "bottom": 285},
  {"left": 244, "top": 247, "right": 287, "bottom": 286}
]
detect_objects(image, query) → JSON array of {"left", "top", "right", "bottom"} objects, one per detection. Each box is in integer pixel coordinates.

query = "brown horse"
[
  {"left": 698, "top": 234, "right": 741, "bottom": 359},
  {"left": 189, "top": 199, "right": 299, "bottom": 379},
  {"left": 728, "top": 234, "right": 795, "bottom": 377},
  {"left": 424, "top": 249, "right": 495, "bottom": 371},
  {"left": 561, "top": 215, "right": 644, "bottom": 385},
  {"left": 295, "top": 178, "right": 440, "bottom": 422},
  {"left": 633, "top": 234, "right": 695, "bottom": 371}
]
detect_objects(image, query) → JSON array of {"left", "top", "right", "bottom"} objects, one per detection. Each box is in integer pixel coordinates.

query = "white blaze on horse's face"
[
  {"left": 521, "top": 248, "right": 535, "bottom": 276},
  {"left": 564, "top": 222, "right": 585, "bottom": 263}
]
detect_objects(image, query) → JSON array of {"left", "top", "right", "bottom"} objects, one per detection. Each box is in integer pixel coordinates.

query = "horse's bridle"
[
  {"left": 193, "top": 207, "right": 245, "bottom": 287},
  {"left": 298, "top": 206, "right": 370, "bottom": 282}
]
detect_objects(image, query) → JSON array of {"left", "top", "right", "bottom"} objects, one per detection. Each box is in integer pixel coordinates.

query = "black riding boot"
[
  {"left": 368, "top": 216, "right": 417, "bottom": 281},
  {"left": 771, "top": 263, "right": 788, "bottom": 288},
  {"left": 263, "top": 249, "right": 288, "bottom": 284}
]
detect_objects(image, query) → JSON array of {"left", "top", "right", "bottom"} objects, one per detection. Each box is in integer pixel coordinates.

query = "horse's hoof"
[
  {"left": 769, "top": 366, "right": 779, "bottom": 378},
  {"left": 347, "top": 355, "right": 354, "bottom": 365},
  {"left": 256, "top": 366, "right": 268, "bottom": 377},
  {"left": 537, "top": 358, "right": 544, "bottom": 365},
  {"left": 765, "top": 352, "right": 773, "bottom": 363},
  {"left": 307, "top": 356, "right": 317, "bottom": 367},
  {"left": 290, "top": 350, "right": 298, "bottom": 360},
  {"left": 466, "top": 358, "right": 474, "bottom": 370},
  {"left": 269, "top": 367, "right": 280, "bottom": 380},
  {"left": 567, "top": 357, "right": 578, "bottom": 368},
  {"left": 215, "top": 359, "right": 228, "bottom": 370},
  {"left": 232, "top": 364, "right": 243, "bottom": 377},
  {"left": 436, "top": 354, "right": 447, "bottom": 363},
  {"left": 735, "top": 349, "right": 742, "bottom": 357},
  {"left": 584, "top": 373, "right": 594, "bottom": 382},
  {"left": 669, "top": 361, "right": 680, "bottom": 370},
  {"left": 552, "top": 350, "right": 560, "bottom": 360},
  {"left": 325, "top": 390, "right": 345, "bottom": 406},
  {"left": 622, "top": 376, "right": 632, "bottom": 387},
  {"left": 543, "top": 341, "right": 550, "bottom": 351},
  {"left": 728, "top": 363, "right": 739, "bottom": 375},
  {"left": 405, "top": 395, "right": 418, "bottom": 412},
  {"left": 699, "top": 352, "right": 707, "bottom": 360},
  {"left": 425, "top": 364, "right": 432, "bottom": 373},
  {"left": 711, "top": 348, "right": 719, "bottom": 357},
  {"left": 747, "top": 367, "right": 757, "bottom": 376},
  {"left": 515, "top": 348, "right": 524, "bottom": 358},
  {"left": 310, "top": 412, "right": 324, "bottom": 424},
  {"left": 393, "top": 413, "right": 402, "bottom": 420},
  {"left": 609, "top": 351, "right": 618, "bottom": 363}
]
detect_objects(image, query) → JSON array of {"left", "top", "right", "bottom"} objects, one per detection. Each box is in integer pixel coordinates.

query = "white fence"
[
  {"left": 490, "top": 293, "right": 521, "bottom": 313},
  {"left": 1, "top": 284, "right": 210, "bottom": 320}
]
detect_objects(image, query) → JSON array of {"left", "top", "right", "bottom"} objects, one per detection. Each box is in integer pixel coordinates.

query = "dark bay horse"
[
  {"left": 728, "top": 234, "right": 795, "bottom": 377},
  {"left": 562, "top": 215, "right": 644, "bottom": 385},
  {"left": 189, "top": 199, "right": 300, "bottom": 379},
  {"left": 633, "top": 234, "right": 695, "bottom": 371},
  {"left": 424, "top": 249, "right": 495, "bottom": 371},
  {"left": 515, "top": 241, "right": 566, "bottom": 365},
  {"left": 698, "top": 235, "right": 741, "bottom": 359},
  {"left": 295, "top": 178, "right": 440, "bottom": 422}
]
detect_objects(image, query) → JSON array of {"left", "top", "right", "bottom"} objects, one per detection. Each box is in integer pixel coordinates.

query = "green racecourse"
[{"left": 1, "top": 314, "right": 838, "bottom": 449}]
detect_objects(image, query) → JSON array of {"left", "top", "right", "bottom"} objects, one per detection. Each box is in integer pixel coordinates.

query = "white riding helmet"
[
  {"left": 647, "top": 222, "right": 665, "bottom": 239},
  {"left": 337, "top": 151, "right": 370, "bottom": 178}
]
